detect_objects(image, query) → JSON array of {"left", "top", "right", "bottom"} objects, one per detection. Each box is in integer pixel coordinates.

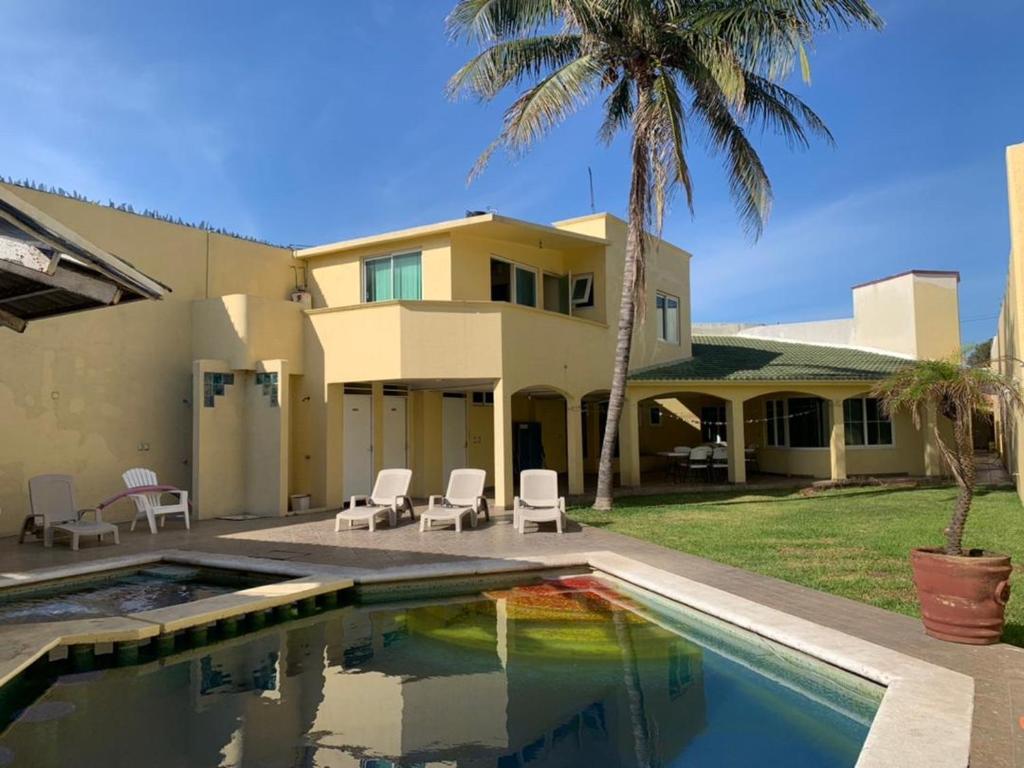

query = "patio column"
[
  {"left": 829, "top": 398, "right": 847, "bottom": 481},
  {"left": 566, "top": 395, "right": 584, "bottom": 495},
  {"left": 324, "top": 383, "right": 344, "bottom": 509},
  {"left": 726, "top": 398, "right": 746, "bottom": 483},
  {"left": 619, "top": 394, "right": 641, "bottom": 487},
  {"left": 493, "top": 380, "right": 514, "bottom": 509},
  {"left": 371, "top": 382, "right": 385, "bottom": 473}
]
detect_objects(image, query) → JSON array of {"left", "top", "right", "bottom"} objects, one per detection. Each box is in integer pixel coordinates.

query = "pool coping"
[{"left": 0, "top": 548, "right": 972, "bottom": 768}]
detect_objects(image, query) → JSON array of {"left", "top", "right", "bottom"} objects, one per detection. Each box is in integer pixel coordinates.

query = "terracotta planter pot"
[{"left": 910, "top": 548, "right": 1013, "bottom": 645}]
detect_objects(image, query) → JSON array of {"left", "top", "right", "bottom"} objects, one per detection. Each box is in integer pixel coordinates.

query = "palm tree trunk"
[
  {"left": 945, "top": 409, "right": 976, "bottom": 556},
  {"left": 594, "top": 127, "right": 650, "bottom": 510}
]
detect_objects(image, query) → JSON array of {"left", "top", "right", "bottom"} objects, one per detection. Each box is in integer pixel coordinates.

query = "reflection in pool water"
[{"left": 0, "top": 575, "right": 880, "bottom": 767}]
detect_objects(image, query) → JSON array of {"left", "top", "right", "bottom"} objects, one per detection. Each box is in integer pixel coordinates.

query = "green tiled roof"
[{"left": 629, "top": 335, "right": 911, "bottom": 382}]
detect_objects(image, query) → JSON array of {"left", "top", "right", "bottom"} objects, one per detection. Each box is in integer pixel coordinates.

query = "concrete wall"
[
  {"left": 0, "top": 185, "right": 295, "bottom": 535},
  {"left": 852, "top": 272, "right": 960, "bottom": 359}
]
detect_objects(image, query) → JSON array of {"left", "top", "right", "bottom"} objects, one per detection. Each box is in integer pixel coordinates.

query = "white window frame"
[
  {"left": 471, "top": 392, "right": 494, "bottom": 406},
  {"left": 490, "top": 256, "right": 552, "bottom": 310},
  {"left": 656, "top": 291, "right": 681, "bottom": 345},
  {"left": 765, "top": 398, "right": 787, "bottom": 447},
  {"left": 362, "top": 250, "right": 422, "bottom": 303},
  {"left": 844, "top": 397, "right": 896, "bottom": 449},
  {"left": 571, "top": 273, "right": 594, "bottom": 307}
]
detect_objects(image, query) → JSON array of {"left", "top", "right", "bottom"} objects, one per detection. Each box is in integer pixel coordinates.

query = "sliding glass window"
[{"left": 364, "top": 251, "right": 422, "bottom": 302}]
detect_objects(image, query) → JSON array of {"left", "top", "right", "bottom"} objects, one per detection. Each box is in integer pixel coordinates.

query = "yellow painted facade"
[
  {"left": 0, "top": 184, "right": 961, "bottom": 535},
  {"left": 993, "top": 143, "right": 1024, "bottom": 501}
]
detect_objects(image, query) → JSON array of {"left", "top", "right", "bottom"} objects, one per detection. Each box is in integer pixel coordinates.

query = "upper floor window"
[
  {"left": 571, "top": 274, "right": 594, "bottom": 308},
  {"left": 364, "top": 251, "right": 422, "bottom": 302},
  {"left": 490, "top": 258, "right": 537, "bottom": 308},
  {"left": 844, "top": 397, "right": 893, "bottom": 446},
  {"left": 656, "top": 292, "right": 680, "bottom": 344}
]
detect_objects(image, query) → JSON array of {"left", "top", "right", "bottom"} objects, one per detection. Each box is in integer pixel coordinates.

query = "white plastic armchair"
[
  {"left": 513, "top": 469, "right": 566, "bottom": 534},
  {"left": 124, "top": 468, "right": 190, "bottom": 534},
  {"left": 420, "top": 468, "right": 488, "bottom": 533},
  {"left": 335, "top": 469, "right": 413, "bottom": 532}
]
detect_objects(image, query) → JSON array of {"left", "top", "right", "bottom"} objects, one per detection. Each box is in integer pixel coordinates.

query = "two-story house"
[{"left": 0, "top": 183, "right": 959, "bottom": 532}]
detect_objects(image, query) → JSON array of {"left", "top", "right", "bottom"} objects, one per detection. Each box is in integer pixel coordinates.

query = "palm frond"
[
  {"left": 469, "top": 54, "right": 602, "bottom": 180},
  {"left": 742, "top": 73, "right": 834, "bottom": 149},
  {"left": 446, "top": 35, "right": 583, "bottom": 100},
  {"left": 446, "top": 0, "right": 560, "bottom": 42},
  {"left": 598, "top": 76, "right": 634, "bottom": 144},
  {"left": 644, "top": 71, "right": 694, "bottom": 222}
]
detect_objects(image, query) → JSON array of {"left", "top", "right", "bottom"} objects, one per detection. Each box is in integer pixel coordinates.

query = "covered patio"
[{"left": 618, "top": 336, "right": 947, "bottom": 489}]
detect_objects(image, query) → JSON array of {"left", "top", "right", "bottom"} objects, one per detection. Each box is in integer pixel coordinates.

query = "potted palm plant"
[{"left": 874, "top": 359, "right": 1020, "bottom": 644}]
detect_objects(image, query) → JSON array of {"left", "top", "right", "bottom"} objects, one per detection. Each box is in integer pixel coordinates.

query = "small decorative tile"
[
  {"left": 255, "top": 371, "right": 279, "bottom": 406},
  {"left": 202, "top": 371, "right": 235, "bottom": 407}
]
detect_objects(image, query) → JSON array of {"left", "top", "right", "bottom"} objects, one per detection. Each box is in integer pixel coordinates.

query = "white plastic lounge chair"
[
  {"left": 420, "top": 468, "right": 488, "bottom": 533},
  {"left": 335, "top": 469, "right": 413, "bottom": 532},
  {"left": 29, "top": 474, "right": 119, "bottom": 551},
  {"left": 124, "top": 468, "right": 190, "bottom": 534},
  {"left": 688, "top": 446, "right": 711, "bottom": 481},
  {"left": 513, "top": 469, "right": 566, "bottom": 534}
]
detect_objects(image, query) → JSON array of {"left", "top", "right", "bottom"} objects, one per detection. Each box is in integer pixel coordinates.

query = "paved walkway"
[{"left": 3, "top": 506, "right": 1022, "bottom": 767}]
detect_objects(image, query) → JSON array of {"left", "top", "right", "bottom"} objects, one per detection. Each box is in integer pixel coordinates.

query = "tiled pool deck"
[{"left": 2, "top": 506, "right": 1021, "bottom": 767}]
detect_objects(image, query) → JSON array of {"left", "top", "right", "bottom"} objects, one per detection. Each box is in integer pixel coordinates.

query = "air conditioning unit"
[{"left": 290, "top": 290, "right": 312, "bottom": 309}]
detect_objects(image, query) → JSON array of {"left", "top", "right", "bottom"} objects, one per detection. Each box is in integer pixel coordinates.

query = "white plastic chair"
[
  {"left": 29, "top": 474, "right": 119, "bottom": 550},
  {"left": 688, "top": 446, "right": 711, "bottom": 481},
  {"left": 711, "top": 446, "right": 729, "bottom": 480},
  {"left": 124, "top": 468, "right": 190, "bottom": 534},
  {"left": 513, "top": 469, "right": 566, "bottom": 534},
  {"left": 335, "top": 469, "right": 413, "bottom": 532},
  {"left": 420, "top": 468, "right": 488, "bottom": 533}
]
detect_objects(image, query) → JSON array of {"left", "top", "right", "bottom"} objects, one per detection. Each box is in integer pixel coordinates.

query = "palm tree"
[
  {"left": 873, "top": 359, "right": 1022, "bottom": 556},
  {"left": 447, "top": 0, "right": 882, "bottom": 510}
]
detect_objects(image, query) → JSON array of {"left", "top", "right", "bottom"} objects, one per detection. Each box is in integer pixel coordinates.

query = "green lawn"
[{"left": 571, "top": 485, "right": 1024, "bottom": 647}]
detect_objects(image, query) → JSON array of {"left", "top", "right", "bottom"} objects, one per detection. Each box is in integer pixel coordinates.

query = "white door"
[
  {"left": 382, "top": 395, "right": 408, "bottom": 468},
  {"left": 343, "top": 394, "right": 373, "bottom": 499},
  {"left": 443, "top": 395, "right": 468, "bottom": 480}
]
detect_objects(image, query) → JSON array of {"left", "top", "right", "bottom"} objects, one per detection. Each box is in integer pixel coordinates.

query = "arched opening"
[
  {"left": 636, "top": 391, "right": 731, "bottom": 484},
  {"left": 741, "top": 389, "right": 837, "bottom": 480},
  {"left": 510, "top": 385, "right": 570, "bottom": 492}
]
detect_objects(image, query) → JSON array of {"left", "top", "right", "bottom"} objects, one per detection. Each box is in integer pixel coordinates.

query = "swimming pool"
[
  {"left": 0, "top": 572, "right": 880, "bottom": 767},
  {"left": 0, "top": 564, "right": 284, "bottom": 625}
]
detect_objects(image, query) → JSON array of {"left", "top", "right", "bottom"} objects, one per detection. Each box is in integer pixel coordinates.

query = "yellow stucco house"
[{"left": 0, "top": 183, "right": 962, "bottom": 532}]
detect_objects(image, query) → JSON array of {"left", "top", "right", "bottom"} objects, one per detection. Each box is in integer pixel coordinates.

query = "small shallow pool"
[
  {"left": 0, "top": 573, "right": 881, "bottom": 767},
  {"left": 0, "top": 565, "right": 283, "bottom": 625}
]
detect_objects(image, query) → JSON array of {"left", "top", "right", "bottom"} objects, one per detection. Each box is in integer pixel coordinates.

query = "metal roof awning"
[{"left": 0, "top": 186, "right": 170, "bottom": 332}]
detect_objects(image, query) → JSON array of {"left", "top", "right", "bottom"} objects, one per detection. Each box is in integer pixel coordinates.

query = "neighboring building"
[
  {"left": 0, "top": 183, "right": 961, "bottom": 533},
  {"left": 993, "top": 143, "right": 1024, "bottom": 501}
]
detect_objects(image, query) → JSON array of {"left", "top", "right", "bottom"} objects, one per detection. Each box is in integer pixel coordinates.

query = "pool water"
[
  {"left": 0, "top": 565, "right": 282, "bottom": 624},
  {"left": 0, "top": 574, "right": 881, "bottom": 767}
]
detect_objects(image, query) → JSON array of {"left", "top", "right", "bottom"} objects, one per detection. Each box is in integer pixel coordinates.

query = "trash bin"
[{"left": 290, "top": 494, "right": 311, "bottom": 513}]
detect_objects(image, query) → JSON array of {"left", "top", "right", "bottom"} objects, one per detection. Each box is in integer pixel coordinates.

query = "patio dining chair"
[
  {"left": 124, "top": 468, "right": 190, "bottom": 534},
  {"left": 335, "top": 469, "right": 414, "bottom": 532},
  {"left": 28, "top": 474, "right": 120, "bottom": 550},
  {"left": 513, "top": 469, "right": 566, "bottom": 534},
  {"left": 670, "top": 445, "right": 691, "bottom": 483},
  {"left": 687, "top": 446, "right": 711, "bottom": 482},
  {"left": 711, "top": 446, "right": 729, "bottom": 480},
  {"left": 420, "top": 468, "right": 488, "bottom": 533}
]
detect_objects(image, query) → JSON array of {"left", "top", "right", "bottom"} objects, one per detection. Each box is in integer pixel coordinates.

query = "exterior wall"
[
  {"left": 697, "top": 319, "right": 855, "bottom": 346},
  {"left": 852, "top": 272, "right": 960, "bottom": 359},
  {"left": 994, "top": 143, "right": 1024, "bottom": 501},
  {"left": 554, "top": 214, "right": 693, "bottom": 367},
  {"left": 0, "top": 185, "right": 295, "bottom": 535}
]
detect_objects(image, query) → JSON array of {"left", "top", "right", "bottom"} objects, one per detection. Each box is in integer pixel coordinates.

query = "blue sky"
[{"left": 1, "top": 1, "right": 1021, "bottom": 343}]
